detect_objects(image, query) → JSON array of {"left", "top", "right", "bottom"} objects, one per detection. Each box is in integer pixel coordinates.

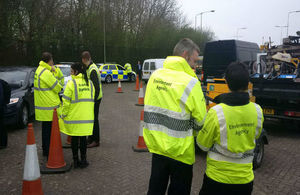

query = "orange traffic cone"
[
  {"left": 40, "top": 109, "right": 71, "bottom": 174},
  {"left": 135, "top": 81, "right": 144, "bottom": 106},
  {"left": 22, "top": 123, "right": 43, "bottom": 195},
  {"left": 134, "top": 75, "right": 140, "bottom": 91},
  {"left": 132, "top": 110, "right": 148, "bottom": 152},
  {"left": 116, "top": 79, "right": 123, "bottom": 93},
  {"left": 62, "top": 135, "right": 71, "bottom": 148}
]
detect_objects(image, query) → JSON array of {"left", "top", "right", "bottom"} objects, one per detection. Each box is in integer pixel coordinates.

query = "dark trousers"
[
  {"left": 71, "top": 136, "right": 87, "bottom": 161},
  {"left": 42, "top": 121, "right": 52, "bottom": 156},
  {"left": 199, "top": 174, "right": 253, "bottom": 195},
  {"left": 0, "top": 112, "right": 7, "bottom": 148},
  {"left": 89, "top": 98, "right": 101, "bottom": 143},
  {"left": 147, "top": 154, "right": 193, "bottom": 195},
  {"left": 138, "top": 70, "right": 142, "bottom": 80}
]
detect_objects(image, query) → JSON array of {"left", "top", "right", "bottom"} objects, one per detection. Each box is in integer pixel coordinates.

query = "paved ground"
[{"left": 0, "top": 82, "right": 300, "bottom": 195}]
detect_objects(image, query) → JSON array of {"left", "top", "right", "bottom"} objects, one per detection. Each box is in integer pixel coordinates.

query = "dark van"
[{"left": 202, "top": 40, "right": 260, "bottom": 84}]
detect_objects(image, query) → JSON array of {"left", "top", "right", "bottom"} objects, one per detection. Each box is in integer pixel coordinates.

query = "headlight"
[{"left": 9, "top": 98, "right": 19, "bottom": 105}]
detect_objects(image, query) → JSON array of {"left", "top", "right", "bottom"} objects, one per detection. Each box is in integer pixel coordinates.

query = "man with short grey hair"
[{"left": 143, "top": 38, "right": 207, "bottom": 195}]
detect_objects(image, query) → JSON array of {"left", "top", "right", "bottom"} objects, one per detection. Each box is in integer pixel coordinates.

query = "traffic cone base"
[
  {"left": 132, "top": 136, "right": 148, "bottom": 152},
  {"left": 41, "top": 109, "right": 72, "bottom": 174},
  {"left": 22, "top": 178, "right": 43, "bottom": 195},
  {"left": 132, "top": 110, "right": 148, "bottom": 152},
  {"left": 40, "top": 162, "right": 72, "bottom": 174}
]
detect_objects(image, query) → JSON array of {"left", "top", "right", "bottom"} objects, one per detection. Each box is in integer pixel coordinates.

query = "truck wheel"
[
  {"left": 105, "top": 75, "right": 112, "bottom": 83},
  {"left": 253, "top": 138, "right": 264, "bottom": 170}
]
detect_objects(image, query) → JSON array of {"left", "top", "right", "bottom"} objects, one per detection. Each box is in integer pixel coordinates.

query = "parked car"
[
  {"left": 55, "top": 64, "right": 72, "bottom": 89},
  {"left": 0, "top": 66, "right": 36, "bottom": 128},
  {"left": 99, "top": 64, "right": 136, "bottom": 83}
]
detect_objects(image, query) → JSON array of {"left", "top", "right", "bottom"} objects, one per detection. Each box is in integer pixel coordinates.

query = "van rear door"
[
  {"left": 142, "top": 61, "right": 150, "bottom": 80},
  {"left": 149, "top": 62, "right": 156, "bottom": 75}
]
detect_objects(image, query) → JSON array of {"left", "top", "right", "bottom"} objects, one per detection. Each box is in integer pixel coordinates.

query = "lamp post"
[
  {"left": 287, "top": 10, "right": 300, "bottom": 36},
  {"left": 236, "top": 27, "right": 247, "bottom": 40},
  {"left": 195, "top": 10, "right": 215, "bottom": 31},
  {"left": 275, "top": 25, "right": 288, "bottom": 44},
  {"left": 103, "top": 0, "right": 106, "bottom": 63}
]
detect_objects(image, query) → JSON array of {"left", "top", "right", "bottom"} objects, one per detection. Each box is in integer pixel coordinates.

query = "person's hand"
[{"left": 51, "top": 66, "right": 56, "bottom": 72}]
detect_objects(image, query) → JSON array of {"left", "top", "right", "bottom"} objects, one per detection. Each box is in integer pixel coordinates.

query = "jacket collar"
[
  {"left": 87, "top": 61, "right": 94, "bottom": 69},
  {"left": 39, "top": 61, "right": 52, "bottom": 71},
  {"left": 163, "top": 56, "right": 197, "bottom": 78},
  {"left": 71, "top": 73, "right": 83, "bottom": 80},
  {"left": 217, "top": 92, "right": 250, "bottom": 106}
]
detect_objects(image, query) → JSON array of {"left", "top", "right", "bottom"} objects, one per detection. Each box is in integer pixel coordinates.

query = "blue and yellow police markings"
[{"left": 100, "top": 69, "right": 128, "bottom": 82}]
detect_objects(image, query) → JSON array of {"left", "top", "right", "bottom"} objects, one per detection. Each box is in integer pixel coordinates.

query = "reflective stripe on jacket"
[
  {"left": 87, "top": 63, "right": 102, "bottom": 100},
  {"left": 197, "top": 102, "right": 263, "bottom": 184},
  {"left": 34, "top": 61, "right": 63, "bottom": 121},
  {"left": 143, "top": 56, "right": 207, "bottom": 165},
  {"left": 59, "top": 73, "right": 95, "bottom": 136}
]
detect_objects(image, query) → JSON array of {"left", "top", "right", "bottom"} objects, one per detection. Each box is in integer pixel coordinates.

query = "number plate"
[{"left": 263, "top": 109, "right": 274, "bottom": 115}]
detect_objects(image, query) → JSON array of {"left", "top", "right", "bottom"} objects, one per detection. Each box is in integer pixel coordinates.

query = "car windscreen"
[
  {"left": 59, "top": 66, "right": 71, "bottom": 77},
  {"left": 117, "top": 65, "right": 125, "bottom": 70},
  {"left": 109, "top": 65, "right": 117, "bottom": 70},
  {"left": 0, "top": 70, "right": 28, "bottom": 88}
]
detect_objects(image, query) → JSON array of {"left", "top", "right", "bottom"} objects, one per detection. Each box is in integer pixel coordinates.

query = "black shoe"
[
  {"left": 80, "top": 160, "right": 89, "bottom": 169},
  {"left": 73, "top": 159, "right": 81, "bottom": 169},
  {"left": 87, "top": 141, "right": 99, "bottom": 148}
]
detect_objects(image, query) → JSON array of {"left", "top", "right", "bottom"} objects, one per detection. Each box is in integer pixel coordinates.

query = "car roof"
[
  {"left": 101, "top": 64, "right": 121, "bottom": 66},
  {"left": 56, "top": 64, "right": 71, "bottom": 67},
  {"left": 0, "top": 66, "right": 35, "bottom": 72},
  {"left": 58, "top": 62, "right": 75, "bottom": 64}
]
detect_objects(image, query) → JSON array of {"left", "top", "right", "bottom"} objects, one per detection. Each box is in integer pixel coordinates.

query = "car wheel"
[
  {"left": 105, "top": 75, "right": 112, "bottom": 83},
  {"left": 18, "top": 103, "right": 28, "bottom": 129},
  {"left": 253, "top": 138, "right": 264, "bottom": 170},
  {"left": 130, "top": 74, "right": 136, "bottom": 82}
]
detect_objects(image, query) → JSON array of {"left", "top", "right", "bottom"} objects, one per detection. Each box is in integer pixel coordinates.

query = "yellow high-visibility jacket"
[
  {"left": 143, "top": 56, "right": 207, "bottom": 165},
  {"left": 52, "top": 66, "right": 65, "bottom": 86},
  {"left": 197, "top": 101, "right": 263, "bottom": 184},
  {"left": 59, "top": 73, "right": 95, "bottom": 136},
  {"left": 124, "top": 63, "right": 132, "bottom": 72},
  {"left": 87, "top": 63, "right": 102, "bottom": 100},
  {"left": 34, "top": 61, "right": 63, "bottom": 121}
]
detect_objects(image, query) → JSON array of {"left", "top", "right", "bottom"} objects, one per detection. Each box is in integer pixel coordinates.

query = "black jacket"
[
  {"left": 213, "top": 92, "right": 250, "bottom": 106},
  {"left": 87, "top": 62, "right": 100, "bottom": 101}
]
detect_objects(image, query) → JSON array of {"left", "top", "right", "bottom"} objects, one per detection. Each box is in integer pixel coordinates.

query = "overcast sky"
[{"left": 178, "top": 0, "right": 300, "bottom": 45}]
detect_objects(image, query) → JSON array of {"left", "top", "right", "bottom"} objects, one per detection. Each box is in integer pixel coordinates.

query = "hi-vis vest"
[
  {"left": 87, "top": 63, "right": 102, "bottom": 100},
  {"left": 53, "top": 66, "right": 64, "bottom": 86},
  {"left": 34, "top": 61, "right": 63, "bottom": 121},
  {"left": 143, "top": 56, "right": 207, "bottom": 165},
  {"left": 59, "top": 73, "right": 95, "bottom": 136},
  {"left": 197, "top": 102, "right": 263, "bottom": 184},
  {"left": 124, "top": 63, "right": 132, "bottom": 72}
]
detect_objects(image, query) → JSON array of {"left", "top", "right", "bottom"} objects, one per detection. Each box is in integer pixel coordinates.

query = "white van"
[{"left": 142, "top": 58, "right": 165, "bottom": 82}]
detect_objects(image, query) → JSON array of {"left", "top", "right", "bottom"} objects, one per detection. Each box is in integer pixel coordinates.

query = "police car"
[{"left": 99, "top": 64, "right": 136, "bottom": 83}]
